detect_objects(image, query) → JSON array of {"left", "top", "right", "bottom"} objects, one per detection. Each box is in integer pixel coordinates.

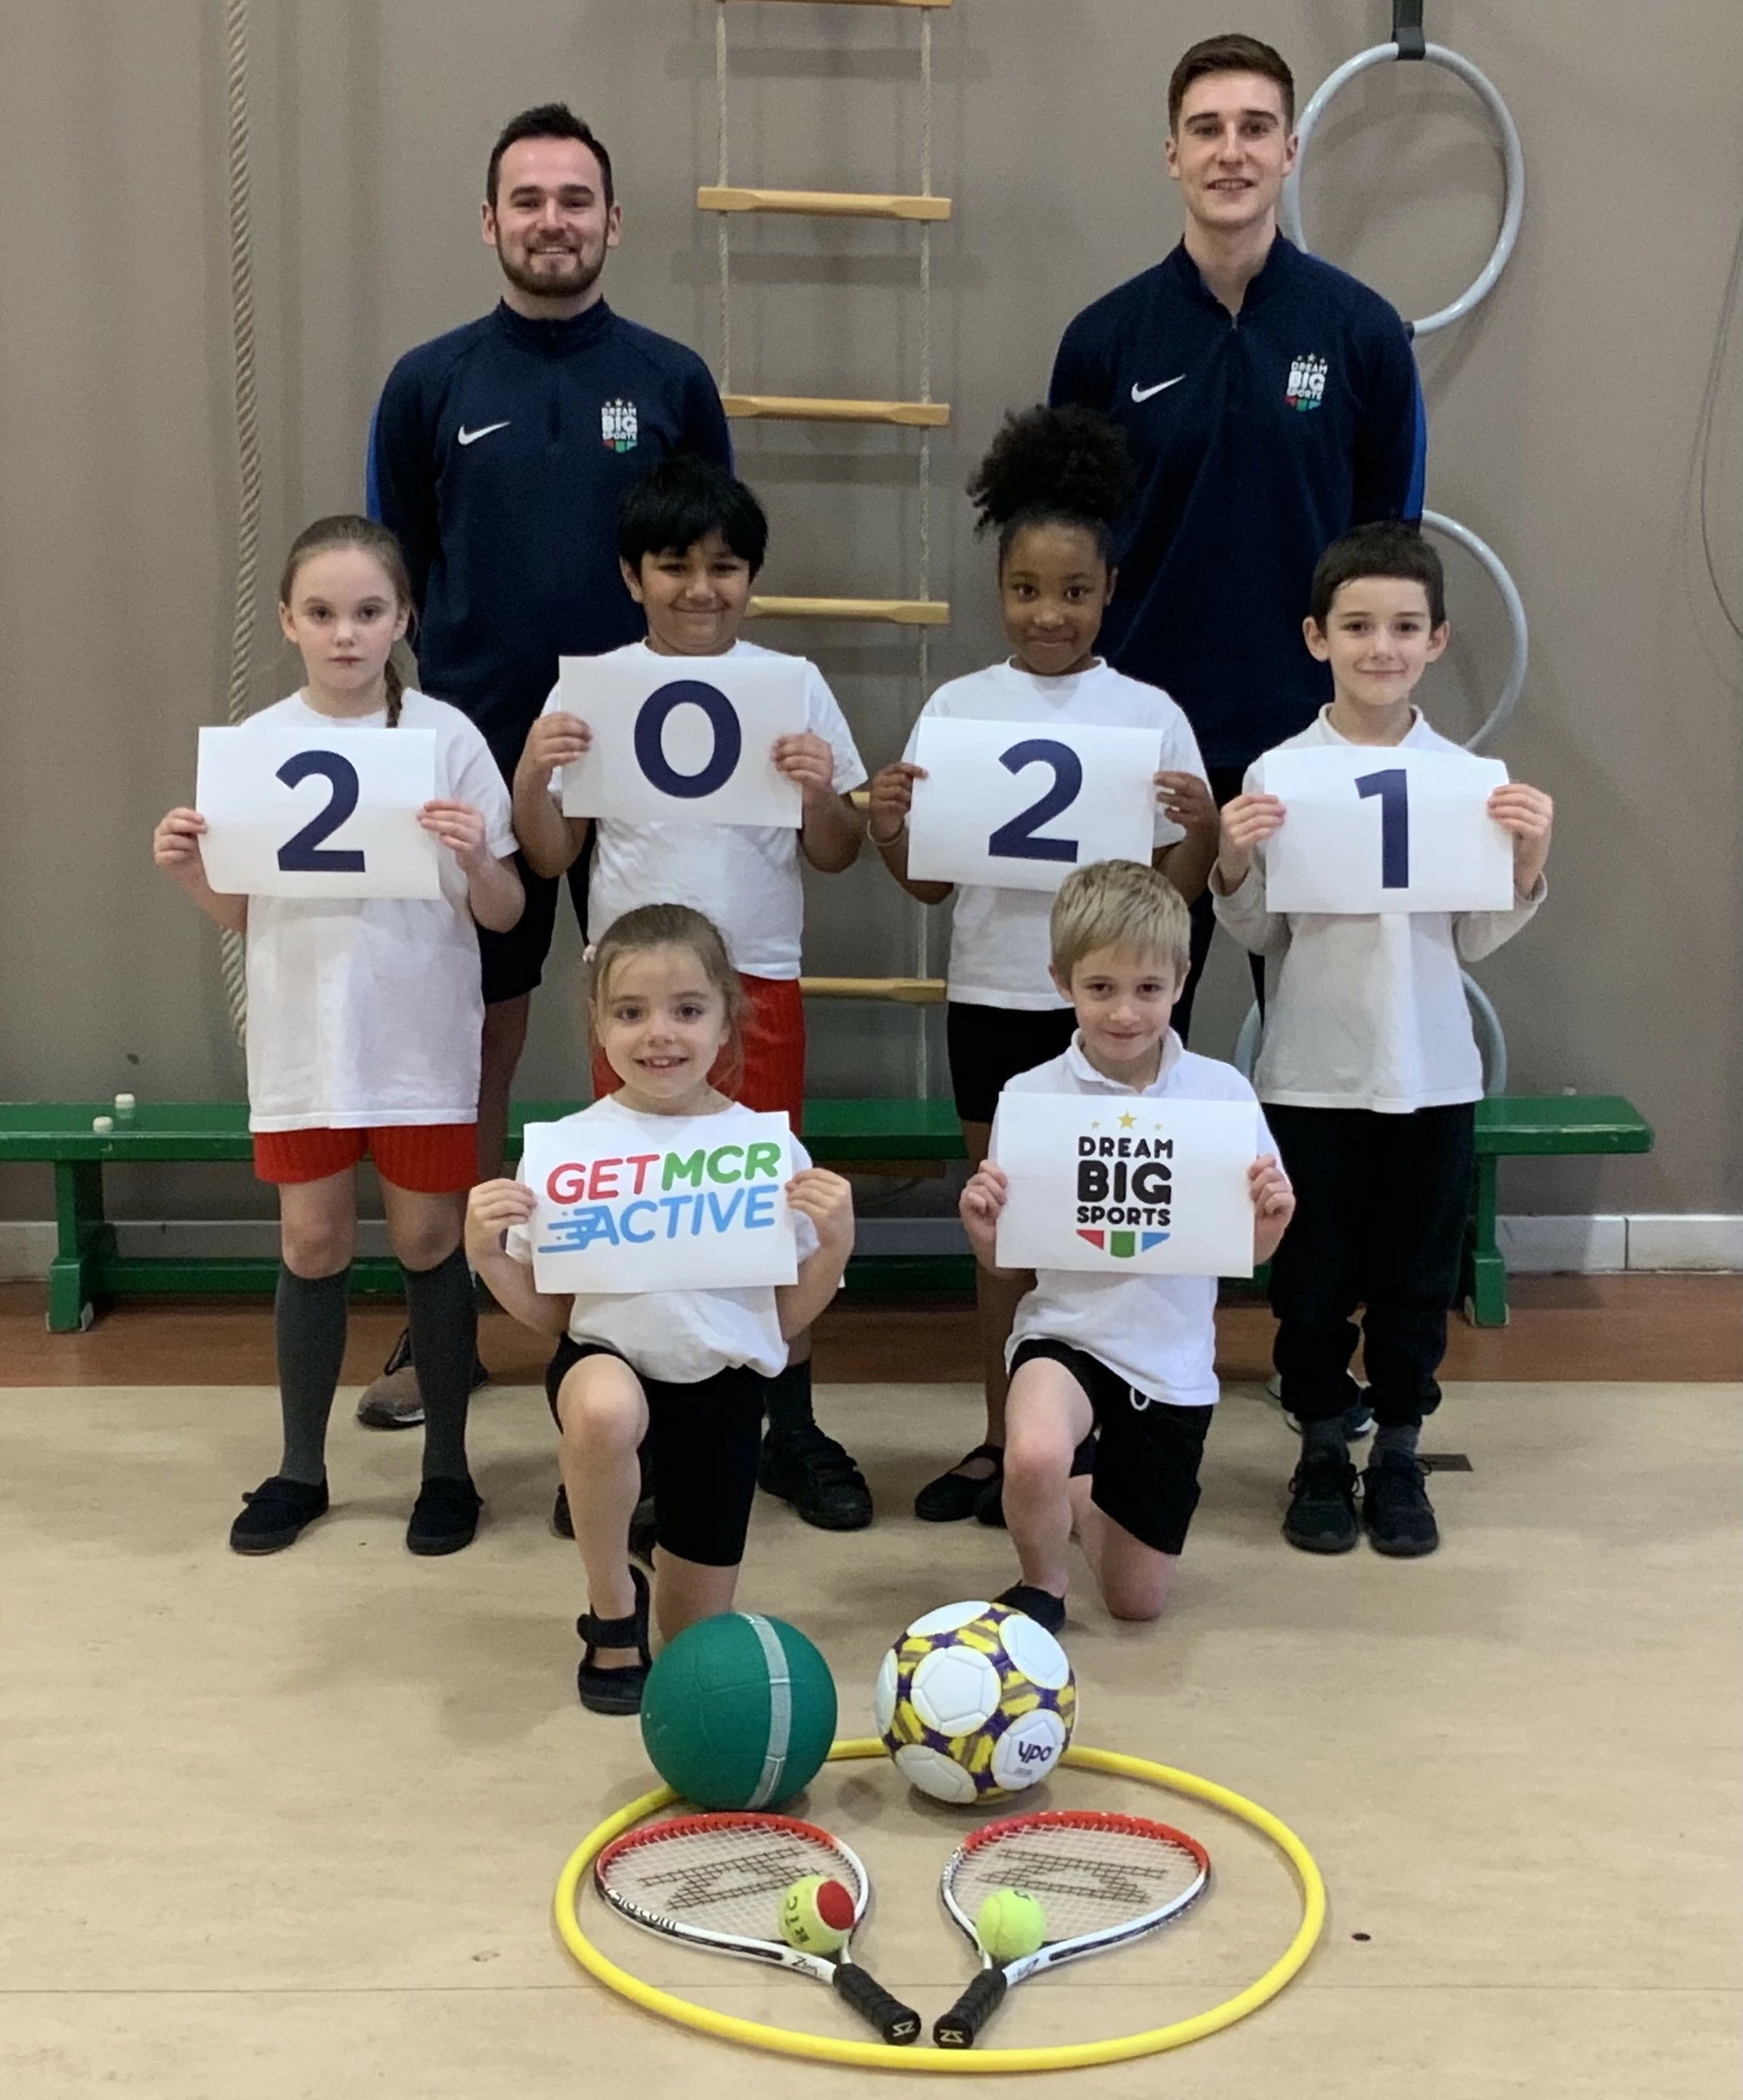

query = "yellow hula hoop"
[{"left": 552, "top": 1738, "right": 1327, "bottom": 2073}]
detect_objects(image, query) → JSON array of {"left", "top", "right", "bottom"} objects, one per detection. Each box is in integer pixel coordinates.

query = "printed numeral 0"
[{"left": 634, "top": 682, "right": 742, "bottom": 800}]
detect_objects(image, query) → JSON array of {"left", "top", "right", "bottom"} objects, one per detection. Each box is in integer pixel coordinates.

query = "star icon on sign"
[{"left": 1118, "top": 1112, "right": 1136, "bottom": 1129}]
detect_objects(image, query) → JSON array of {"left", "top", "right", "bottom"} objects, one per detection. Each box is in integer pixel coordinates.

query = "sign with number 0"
[
  {"left": 557, "top": 654, "right": 807, "bottom": 828},
  {"left": 195, "top": 726, "right": 440, "bottom": 898},
  {"left": 1258, "top": 745, "right": 1514, "bottom": 915},
  {"left": 905, "top": 717, "right": 1161, "bottom": 892}
]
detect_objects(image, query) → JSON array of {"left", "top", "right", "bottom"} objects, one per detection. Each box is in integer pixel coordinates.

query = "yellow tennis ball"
[
  {"left": 779, "top": 1873, "right": 853, "bottom": 1954},
  {"left": 977, "top": 1885, "right": 1046, "bottom": 1962}
]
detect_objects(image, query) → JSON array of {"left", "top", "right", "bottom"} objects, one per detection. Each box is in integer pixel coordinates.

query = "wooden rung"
[
  {"left": 748, "top": 595, "right": 949, "bottom": 625},
  {"left": 723, "top": 2, "right": 951, "bottom": 11},
  {"left": 698, "top": 186, "right": 950, "bottom": 224},
  {"left": 801, "top": 976, "right": 947, "bottom": 1005},
  {"left": 724, "top": 393, "right": 949, "bottom": 428}
]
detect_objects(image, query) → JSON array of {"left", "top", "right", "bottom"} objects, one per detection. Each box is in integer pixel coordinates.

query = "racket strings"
[
  {"left": 599, "top": 1824, "right": 857, "bottom": 1940},
  {"left": 948, "top": 1826, "right": 1204, "bottom": 1944}
]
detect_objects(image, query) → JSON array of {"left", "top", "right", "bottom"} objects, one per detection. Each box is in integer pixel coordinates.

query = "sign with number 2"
[
  {"left": 1259, "top": 745, "right": 1514, "bottom": 914},
  {"left": 905, "top": 717, "right": 1161, "bottom": 892},
  {"left": 195, "top": 726, "right": 440, "bottom": 899}
]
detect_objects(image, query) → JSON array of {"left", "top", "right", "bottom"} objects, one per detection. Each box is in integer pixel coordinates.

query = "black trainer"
[
  {"left": 995, "top": 1581, "right": 1067, "bottom": 1638},
  {"left": 1362, "top": 1453, "right": 1440, "bottom": 1557},
  {"left": 1283, "top": 1450, "right": 1360, "bottom": 1553},
  {"left": 230, "top": 1475, "right": 329, "bottom": 1555},
  {"left": 914, "top": 1443, "right": 1002, "bottom": 1523},
  {"left": 758, "top": 1423, "right": 873, "bottom": 1531},
  {"left": 406, "top": 1475, "right": 481, "bottom": 1556}
]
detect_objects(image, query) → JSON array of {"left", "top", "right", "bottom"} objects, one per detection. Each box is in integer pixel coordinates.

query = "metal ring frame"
[
  {"left": 553, "top": 1738, "right": 1325, "bottom": 2074},
  {"left": 1280, "top": 40, "right": 1525, "bottom": 337},
  {"left": 1420, "top": 508, "right": 1528, "bottom": 752}
]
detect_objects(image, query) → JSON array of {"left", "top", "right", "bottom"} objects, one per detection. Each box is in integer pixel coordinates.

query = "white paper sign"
[
  {"left": 906, "top": 717, "right": 1161, "bottom": 892},
  {"left": 557, "top": 654, "right": 807, "bottom": 827},
  {"left": 993, "top": 1092, "right": 1259, "bottom": 1277},
  {"left": 195, "top": 726, "right": 440, "bottom": 898},
  {"left": 521, "top": 1111, "right": 799, "bottom": 1294},
  {"left": 1259, "top": 745, "right": 1513, "bottom": 914}
]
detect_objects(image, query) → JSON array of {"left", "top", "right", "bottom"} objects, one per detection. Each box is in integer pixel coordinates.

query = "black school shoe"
[
  {"left": 230, "top": 1475, "right": 329, "bottom": 1555},
  {"left": 914, "top": 1443, "right": 1003, "bottom": 1523},
  {"left": 758, "top": 1423, "right": 873, "bottom": 1531},
  {"left": 406, "top": 1475, "right": 481, "bottom": 1556},
  {"left": 577, "top": 1564, "right": 652, "bottom": 1716},
  {"left": 995, "top": 1581, "right": 1067, "bottom": 1638},
  {"left": 1362, "top": 1453, "right": 1440, "bottom": 1557},
  {"left": 1283, "top": 1451, "right": 1361, "bottom": 1553}
]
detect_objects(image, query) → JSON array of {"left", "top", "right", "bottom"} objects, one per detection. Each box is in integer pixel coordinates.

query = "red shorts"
[
  {"left": 591, "top": 972, "right": 806, "bottom": 1131},
  {"left": 252, "top": 1123, "right": 477, "bottom": 1193}
]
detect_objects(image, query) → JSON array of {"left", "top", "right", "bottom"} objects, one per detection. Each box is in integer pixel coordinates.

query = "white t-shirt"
[
  {"left": 240, "top": 691, "right": 516, "bottom": 1133},
  {"left": 505, "top": 1095, "right": 820, "bottom": 1384},
  {"left": 901, "top": 660, "right": 1207, "bottom": 1010},
  {"left": 1212, "top": 707, "right": 1545, "bottom": 1113},
  {"left": 994, "top": 1033, "right": 1274, "bottom": 1409},
  {"left": 545, "top": 638, "right": 866, "bottom": 979}
]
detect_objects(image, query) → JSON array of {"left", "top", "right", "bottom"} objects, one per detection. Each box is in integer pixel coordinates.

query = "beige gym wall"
[{"left": 0, "top": 0, "right": 1738, "bottom": 1230}]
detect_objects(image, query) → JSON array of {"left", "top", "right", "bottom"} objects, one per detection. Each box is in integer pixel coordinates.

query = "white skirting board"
[{"left": 0, "top": 1215, "right": 1739, "bottom": 1280}]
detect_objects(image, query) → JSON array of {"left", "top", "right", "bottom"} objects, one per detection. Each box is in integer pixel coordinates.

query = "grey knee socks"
[
  {"left": 1372, "top": 1421, "right": 1421, "bottom": 1460},
  {"left": 403, "top": 1245, "right": 475, "bottom": 1481},
  {"left": 275, "top": 1264, "right": 350, "bottom": 1484}
]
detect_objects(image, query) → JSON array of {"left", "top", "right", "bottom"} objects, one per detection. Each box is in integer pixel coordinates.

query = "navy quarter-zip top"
[
  {"left": 1050, "top": 237, "right": 1425, "bottom": 769},
  {"left": 368, "top": 299, "right": 732, "bottom": 771}
]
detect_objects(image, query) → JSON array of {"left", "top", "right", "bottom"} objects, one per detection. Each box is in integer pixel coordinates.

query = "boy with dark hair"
[
  {"left": 1213, "top": 522, "right": 1553, "bottom": 1558},
  {"left": 513, "top": 456, "right": 875, "bottom": 1531}
]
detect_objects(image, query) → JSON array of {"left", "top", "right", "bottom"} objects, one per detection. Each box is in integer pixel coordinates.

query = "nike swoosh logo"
[
  {"left": 1130, "top": 377, "right": 1185, "bottom": 403},
  {"left": 456, "top": 421, "right": 510, "bottom": 446}
]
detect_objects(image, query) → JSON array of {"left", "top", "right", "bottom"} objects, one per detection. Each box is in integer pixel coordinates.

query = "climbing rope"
[{"left": 219, "top": 0, "right": 263, "bottom": 1049}]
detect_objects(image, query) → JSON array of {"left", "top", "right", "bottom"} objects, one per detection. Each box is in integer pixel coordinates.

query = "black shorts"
[
  {"left": 479, "top": 854, "right": 590, "bottom": 1007},
  {"left": 1009, "top": 1337, "right": 1211, "bottom": 1556},
  {"left": 544, "top": 1335, "right": 765, "bottom": 1568},
  {"left": 946, "top": 1001, "right": 1079, "bottom": 1126}
]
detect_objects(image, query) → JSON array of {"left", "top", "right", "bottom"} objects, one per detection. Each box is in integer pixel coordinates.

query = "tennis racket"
[
  {"left": 594, "top": 1810, "right": 921, "bottom": 2045},
  {"left": 933, "top": 1808, "right": 1210, "bottom": 2048}
]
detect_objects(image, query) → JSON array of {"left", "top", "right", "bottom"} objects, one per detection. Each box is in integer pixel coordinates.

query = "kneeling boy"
[
  {"left": 958, "top": 860, "right": 1296, "bottom": 1631},
  {"left": 1213, "top": 521, "right": 1553, "bottom": 1557}
]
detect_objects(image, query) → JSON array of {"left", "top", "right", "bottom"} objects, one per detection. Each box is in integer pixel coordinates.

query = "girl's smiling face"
[
  {"left": 278, "top": 547, "right": 409, "bottom": 713},
  {"left": 999, "top": 520, "right": 1115, "bottom": 679},
  {"left": 593, "top": 944, "right": 733, "bottom": 1114}
]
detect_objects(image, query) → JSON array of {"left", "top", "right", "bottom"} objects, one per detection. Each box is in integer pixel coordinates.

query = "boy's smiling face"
[
  {"left": 1052, "top": 943, "right": 1185, "bottom": 1089},
  {"left": 621, "top": 530, "right": 754, "bottom": 656},
  {"left": 1306, "top": 575, "right": 1449, "bottom": 722}
]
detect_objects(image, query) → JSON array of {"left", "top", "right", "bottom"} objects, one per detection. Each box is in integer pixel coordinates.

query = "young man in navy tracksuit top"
[{"left": 1049, "top": 34, "right": 1426, "bottom": 1051}]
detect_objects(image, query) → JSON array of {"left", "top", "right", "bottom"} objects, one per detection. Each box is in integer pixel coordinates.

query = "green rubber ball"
[{"left": 641, "top": 1613, "right": 838, "bottom": 1810}]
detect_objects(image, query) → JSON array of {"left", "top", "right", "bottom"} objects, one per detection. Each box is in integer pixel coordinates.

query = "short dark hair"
[
  {"left": 486, "top": 103, "right": 613, "bottom": 209},
  {"left": 1309, "top": 522, "right": 1447, "bottom": 630},
  {"left": 1168, "top": 34, "right": 1295, "bottom": 133},
  {"left": 617, "top": 456, "right": 770, "bottom": 576}
]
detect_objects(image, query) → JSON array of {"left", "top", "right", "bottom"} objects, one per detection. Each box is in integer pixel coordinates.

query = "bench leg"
[
  {"left": 1463, "top": 1155, "right": 1509, "bottom": 1327},
  {"left": 47, "top": 1160, "right": 113, "bottom": 1332}
]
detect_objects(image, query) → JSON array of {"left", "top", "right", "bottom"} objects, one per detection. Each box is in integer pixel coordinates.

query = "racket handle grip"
[
  {"left": 934, "top": 1966, "right": 1008, "bottom": 2049},
  {"left": 833, "top": 1960, "right": 922, "bottom": 2045}
]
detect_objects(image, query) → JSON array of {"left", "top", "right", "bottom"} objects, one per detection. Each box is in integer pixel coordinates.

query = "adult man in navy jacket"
[
  {"left": 359, "top": 105, "right": 732, "bottom": 1427},
  {"left": 1050, "top": 34, "right": 1425, "bottom": 1038}
]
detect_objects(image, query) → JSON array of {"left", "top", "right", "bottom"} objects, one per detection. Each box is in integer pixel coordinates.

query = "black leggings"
[{"left": 545, "top": 1337, "right": 765, "bottom": 1567}]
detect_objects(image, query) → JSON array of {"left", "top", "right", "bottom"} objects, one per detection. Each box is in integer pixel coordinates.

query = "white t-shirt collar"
[{"left": 1061, "top": 1027, "right": 1186, "bottom": 1096}]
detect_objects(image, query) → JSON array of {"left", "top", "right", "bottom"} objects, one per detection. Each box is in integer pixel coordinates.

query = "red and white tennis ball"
[
  {"left": 977, "top": 1886, "right": 1046, "bottom": 1961},
  {"left": 779, "top": 1873, "right": 854, "bottom": 1953}
]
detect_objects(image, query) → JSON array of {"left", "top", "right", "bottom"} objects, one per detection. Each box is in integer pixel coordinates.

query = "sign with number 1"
[
  {"left": 1259, "top": 745, "right": 1514, "bottom": 914},
  {"left": 905, "top": 717, "right": 1161, "bottom": 892},
  {"left": 557, "top": 654, "right": 807, "bottom": 828},
  {"left": 195, "top": 726, "right": 440, "bottom": 898}
]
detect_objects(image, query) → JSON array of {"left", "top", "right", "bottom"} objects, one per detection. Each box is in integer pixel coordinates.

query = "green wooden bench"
[{"left": 0, "top": 1093, "right": 1650, "bottom": 1331}]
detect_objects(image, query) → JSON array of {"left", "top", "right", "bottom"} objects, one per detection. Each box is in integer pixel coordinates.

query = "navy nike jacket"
[
  {"left": 368, "top": 299, "right": 732, "bottom": 771},
  {"left": 1049, "top": 237, "right": 1425, "bottom": 770}
]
